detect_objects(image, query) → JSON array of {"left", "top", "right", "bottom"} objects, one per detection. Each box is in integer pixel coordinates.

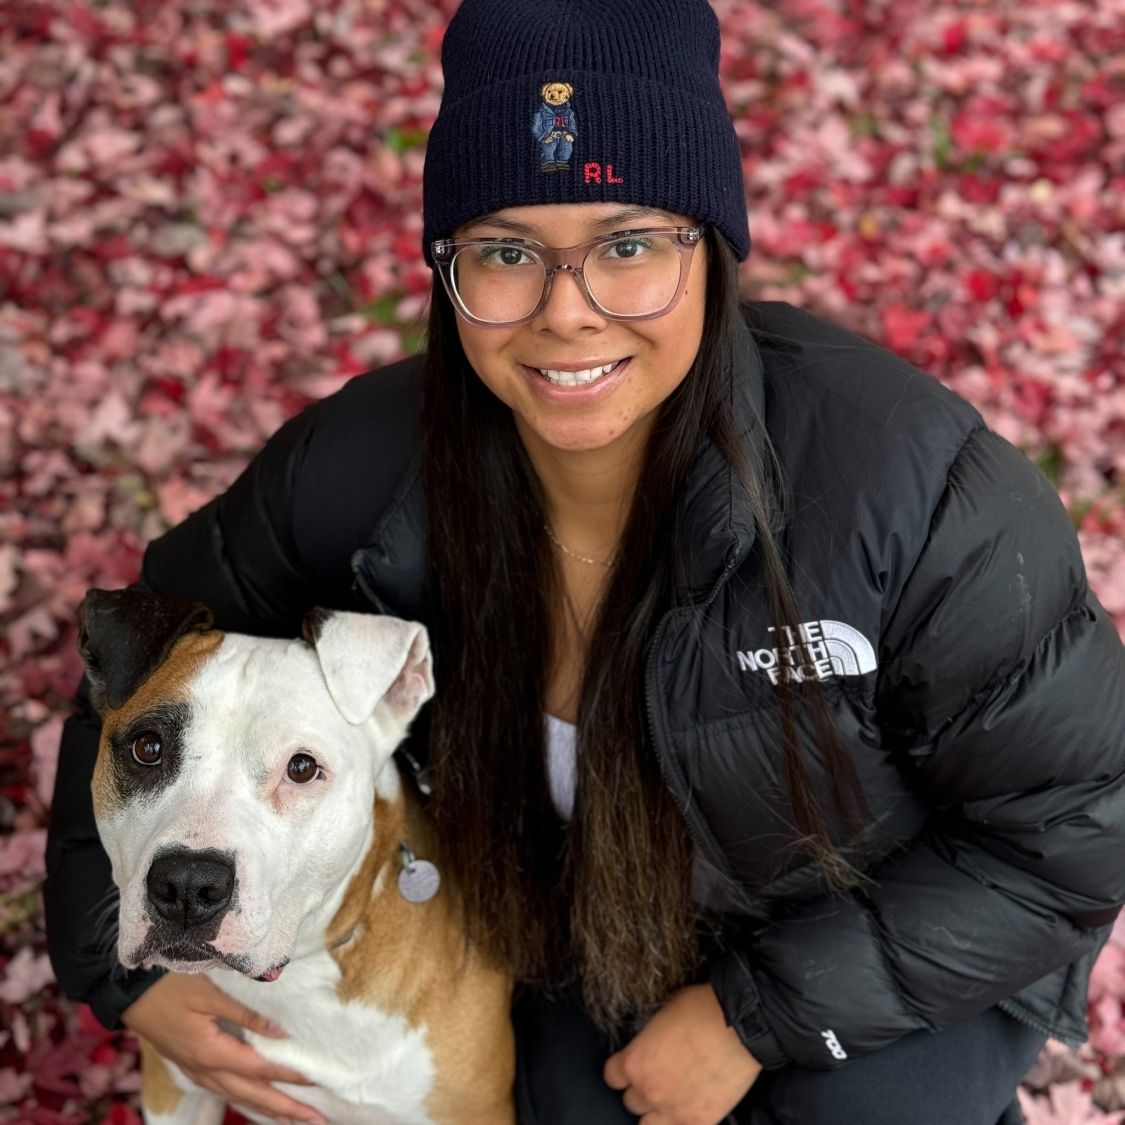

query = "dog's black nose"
[{"left": 146, "top": 848, "right": 235, "bottom": 929}]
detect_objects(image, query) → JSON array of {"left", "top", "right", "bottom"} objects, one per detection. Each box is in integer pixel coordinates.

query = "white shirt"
[{"left": 544, "top": 713, "right": 578, "bottom": 820}]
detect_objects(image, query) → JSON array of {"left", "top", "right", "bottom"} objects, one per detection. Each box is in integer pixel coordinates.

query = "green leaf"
[
  {"left": 400, "top": 322, "right": 428, "bottom": 356},
  {"left": 851, "top": 110, "right": 879, "bottom": 138},
  {"left": 361, "top": 293, "right": 401, "bottom": 326},
  {"left": 1066, "top": 497, "right": 1092, "bottom": 527},
  {"left": 930, "top": 115, "right": 953, "bottom": 171},
  {"left": 1035, "top": 444, "right": 1063, "bottom": 485},
  {"left": 784, "top": 260, "right": 813, "bottom": 284},
  {"left": 385, "top": 126, "right": 430, "bottom": 154},
  {"left": 0, "top": 888, "right": 42, "bottom": 935}
]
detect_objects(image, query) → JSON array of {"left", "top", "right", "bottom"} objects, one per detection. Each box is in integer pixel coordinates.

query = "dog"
[{"left": 78, "top": 588, "right": 515, "bottom": 1125}]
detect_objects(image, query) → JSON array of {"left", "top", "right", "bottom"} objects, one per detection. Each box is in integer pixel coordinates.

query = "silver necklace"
[{"left": 544, "top": 524, "right": 615, "bottom": 568}]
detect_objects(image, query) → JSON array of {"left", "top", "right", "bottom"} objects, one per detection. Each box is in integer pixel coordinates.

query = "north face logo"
[{"left": 736, "top": 620, "right": 877, "bottom": 684}]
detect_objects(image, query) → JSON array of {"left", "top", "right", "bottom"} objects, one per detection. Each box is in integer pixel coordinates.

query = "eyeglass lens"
[{"left": 449, "top": 233, "right": 685, "bottom": 323}]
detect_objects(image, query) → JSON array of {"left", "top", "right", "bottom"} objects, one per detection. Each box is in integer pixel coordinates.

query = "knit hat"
[{"left": 421, "top": 0, "right": 751, "bottom": 267}]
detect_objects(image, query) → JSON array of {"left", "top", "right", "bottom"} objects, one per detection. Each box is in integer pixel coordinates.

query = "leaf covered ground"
[{"left": 1, "top": 0, "right": 1122, "bottom": 1121}]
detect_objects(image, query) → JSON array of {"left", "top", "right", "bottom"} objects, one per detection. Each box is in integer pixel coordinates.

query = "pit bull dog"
[{"left": 78, "top": 588, "right": 515, "bottom": 1125}]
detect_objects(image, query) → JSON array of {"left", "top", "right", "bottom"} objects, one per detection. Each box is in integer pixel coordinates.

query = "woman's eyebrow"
[
  {"left": 460, "top": 206, "right": 673, "bottom": 236},
  {"left": 582, "top": 206, "right": 676, "bottom": 231}
]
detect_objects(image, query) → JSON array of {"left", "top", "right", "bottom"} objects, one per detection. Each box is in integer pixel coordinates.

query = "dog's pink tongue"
[{"left": 259, "top": 964, "right": 285, "bottom": 983}]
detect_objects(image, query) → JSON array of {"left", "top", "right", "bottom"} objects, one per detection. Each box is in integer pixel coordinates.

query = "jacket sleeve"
[
  {"left": 709, "top": 427, "right": 1125, "bottom": 1070},
  {"left": 43, "top": 385, "right": 383, "bottom": 1027}
]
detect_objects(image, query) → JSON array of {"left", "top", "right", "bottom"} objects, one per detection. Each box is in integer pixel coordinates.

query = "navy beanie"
[{"left": 421, "top": 0, "right": 751, "bottom": 266}]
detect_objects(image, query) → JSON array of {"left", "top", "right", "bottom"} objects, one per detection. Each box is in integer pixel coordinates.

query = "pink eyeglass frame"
[{"left": 430, "top": 225, "right": 705, "bottom": 327}]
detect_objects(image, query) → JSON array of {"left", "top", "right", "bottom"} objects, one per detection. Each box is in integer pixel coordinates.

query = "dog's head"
[{"left": 78, "top": 588, "right": 434, "bottom": 981}]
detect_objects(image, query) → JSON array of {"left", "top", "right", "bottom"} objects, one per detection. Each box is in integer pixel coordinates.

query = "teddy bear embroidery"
[{"left": 533, "top": 82, "right": 577, "bottom": 172}]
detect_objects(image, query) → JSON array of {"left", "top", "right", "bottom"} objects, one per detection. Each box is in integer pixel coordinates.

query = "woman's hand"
[
  {"left": 603, "top": 983, "right": 762, "bottom": 1125},
  {"left": 122, "top": 972, "right": 327, "bottom": 1125}
]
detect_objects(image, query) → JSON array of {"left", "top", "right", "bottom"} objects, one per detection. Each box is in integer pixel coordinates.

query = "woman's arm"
[{"left": 708, "top": 428, "right": 1125, "bottom": 1069}]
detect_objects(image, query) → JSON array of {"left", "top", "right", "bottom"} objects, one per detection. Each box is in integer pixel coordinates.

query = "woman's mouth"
[{"left": 526, "top": 357, "right": 629, "bottom": 387}]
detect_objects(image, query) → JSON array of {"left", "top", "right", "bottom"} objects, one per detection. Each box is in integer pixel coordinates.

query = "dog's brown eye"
[
  {"left": 132, "top": 732, "right": 163, "bottom": 766},
  {"left": 286, "top": 753, "right": 319, "bottom": 784}
]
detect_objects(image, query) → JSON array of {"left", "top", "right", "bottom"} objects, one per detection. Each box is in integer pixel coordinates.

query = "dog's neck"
[{"left": 318, "top": 785, "right": 472, "bottom": 1008}]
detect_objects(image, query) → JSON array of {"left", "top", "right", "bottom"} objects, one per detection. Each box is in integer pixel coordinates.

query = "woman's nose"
[{"left": 532, "top": 266, "right": 607, "bottom": 334}]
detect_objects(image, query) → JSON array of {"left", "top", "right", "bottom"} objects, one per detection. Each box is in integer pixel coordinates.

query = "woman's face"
[{"left": 450, "top": 203, "right": 708, "bottom": 459}]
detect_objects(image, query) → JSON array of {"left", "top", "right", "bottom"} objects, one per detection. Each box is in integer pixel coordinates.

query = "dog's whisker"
[{"left": 89, "top": 886, "right": 122, "bottom": 960}]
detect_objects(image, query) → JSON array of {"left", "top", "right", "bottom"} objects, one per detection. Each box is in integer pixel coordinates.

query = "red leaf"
[{"left": 881, "top": 306, "right": 930, "bottom": 354}]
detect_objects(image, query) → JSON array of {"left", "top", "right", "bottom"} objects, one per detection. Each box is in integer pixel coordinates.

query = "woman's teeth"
[{"left": 535, "top": 359, "right": 623, "bottom": 386}]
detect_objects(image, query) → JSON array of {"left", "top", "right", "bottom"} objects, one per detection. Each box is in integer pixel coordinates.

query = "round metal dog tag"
[{"left": 398, "top": 858, "right": 441, "bottom": 903}]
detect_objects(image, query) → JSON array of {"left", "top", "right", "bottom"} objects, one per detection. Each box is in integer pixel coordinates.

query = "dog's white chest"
[{"left": 214, "top": 950, "right": 438, "bottom": 1125}]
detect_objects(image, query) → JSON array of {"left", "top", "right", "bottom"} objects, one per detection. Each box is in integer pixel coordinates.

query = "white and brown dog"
[{"left": 78, "top": 588, "right": 515, "bottom": 1125}]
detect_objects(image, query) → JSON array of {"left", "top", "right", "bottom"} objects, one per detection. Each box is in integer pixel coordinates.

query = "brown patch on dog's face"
[
  {"left": 327, "top": 794, "right": 515, "bottom": 1124},
  {"left": 138, "top": 1036, "right": 184, "bottom": 1115},
  {"left": 93, "top": 630, "right": 224, "bottom": 820}
]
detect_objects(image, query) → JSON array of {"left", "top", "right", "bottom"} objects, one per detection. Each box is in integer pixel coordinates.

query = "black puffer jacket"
[{"left": 45, "top": 301, "right": 1125, "bottom": 1070}]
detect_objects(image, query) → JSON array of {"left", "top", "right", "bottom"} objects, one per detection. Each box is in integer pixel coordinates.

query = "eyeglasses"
[{"left": 430, "top": 226, "right": 704, "bottom": 327}]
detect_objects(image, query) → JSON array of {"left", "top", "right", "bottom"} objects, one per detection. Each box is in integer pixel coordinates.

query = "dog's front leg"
[{"left": 138, "top": 1038, "right": 226, "bottom": 1125}]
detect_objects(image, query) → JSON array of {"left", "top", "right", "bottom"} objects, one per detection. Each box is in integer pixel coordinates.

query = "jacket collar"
[{"left": 672, "top": 306, "right": 765, "bottom": 602}]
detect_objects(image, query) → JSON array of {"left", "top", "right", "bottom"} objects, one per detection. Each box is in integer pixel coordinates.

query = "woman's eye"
[
  {"left": 286, "top": 753, "right": 322, "bottom": 784},
  {"left": 603, "top": 237, "right": 652, "bottom": 260},
  {"left": 131, "top": 732, "right": 163, "bottom": 766},
  {"left": 479, "top": 244, "right": 533, "bottom": 267}
]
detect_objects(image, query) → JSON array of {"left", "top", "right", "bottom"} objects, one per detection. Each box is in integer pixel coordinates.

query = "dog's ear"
[
  {"left": 78, "top": 589, "right": 214, "bottom": 712},
  {"left": 302, "top": 609, "right": 434, "bottom": 726}
]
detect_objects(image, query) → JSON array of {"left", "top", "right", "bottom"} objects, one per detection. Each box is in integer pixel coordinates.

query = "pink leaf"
[
  {"left": 1019, "top": 1083, "right": 1125, "bottom": 1124},
  {"left": 31, "top": 720, "right": 63, "bottom": 807},
  {"left": 0, "top": 947, "right": 56, "bottom": 1005},
  {"left": 0, "top": 828, "right": 47, "bottom": 881},
  {"left": 0, "top": 1066, "right": 34, "bottom": 1102}
]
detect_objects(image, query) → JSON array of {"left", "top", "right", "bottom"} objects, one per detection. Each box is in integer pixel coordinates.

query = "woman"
[{"left": 45, "top": 1, "right": 1125, "bottom": 1123}]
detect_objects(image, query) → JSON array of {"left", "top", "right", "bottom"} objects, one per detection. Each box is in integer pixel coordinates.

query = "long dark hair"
[{"left": 421, "top": 227, "right": 865, "bottom": 1030}]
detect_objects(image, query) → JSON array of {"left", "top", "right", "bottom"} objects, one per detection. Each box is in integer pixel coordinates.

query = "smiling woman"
[{"left": 42, "top": 0, "right": 1125, "bottom": 1123}]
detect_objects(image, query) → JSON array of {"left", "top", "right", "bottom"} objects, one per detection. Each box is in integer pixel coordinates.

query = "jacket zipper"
[
  {"left": 351, "top": 550, "right": 389, "bottom": 614},
  {"left": 996, "top": 997, "right": 1056, "bottom": 1040}
]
